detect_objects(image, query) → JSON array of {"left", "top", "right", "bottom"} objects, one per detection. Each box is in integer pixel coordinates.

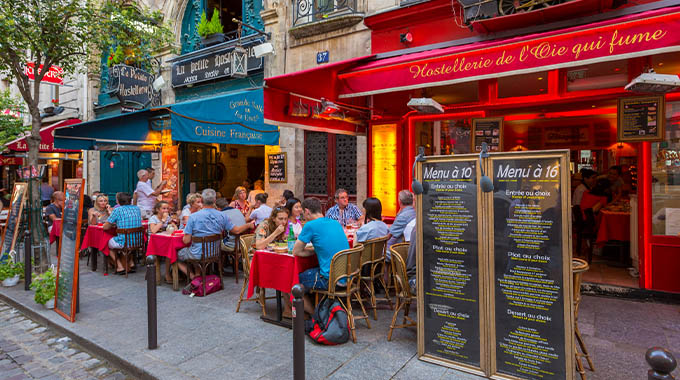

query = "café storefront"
[{"left": 264, "top": 4, "right": 680, "bottom": 293}]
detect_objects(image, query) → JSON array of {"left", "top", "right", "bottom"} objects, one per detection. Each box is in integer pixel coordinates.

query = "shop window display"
[{"left": 651, "top": 101, "right": 680, "bottom": 236}]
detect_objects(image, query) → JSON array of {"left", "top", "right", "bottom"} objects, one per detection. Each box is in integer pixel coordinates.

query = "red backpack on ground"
[
  {"left": 304, "top": 297, "right": 350, "bottom": 345},
  {"left": 182, "top": 275, "right": 222, "bottom": 297}
]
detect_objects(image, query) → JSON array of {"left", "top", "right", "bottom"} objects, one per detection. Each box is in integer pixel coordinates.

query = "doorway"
[{"left": 99, "top": 151, "right": 151, "bottom": 206}]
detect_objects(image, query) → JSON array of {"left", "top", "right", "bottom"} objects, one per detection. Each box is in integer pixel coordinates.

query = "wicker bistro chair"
[
  {"left": 388, "top": 251, "right": 417, "bottom": 341},
  {"left": 310, "top": 245, "right": 370, "bottom": 344},
  {"left": 108, "top": 226, "right": 145, "bottom": 278},
  {"left": 359, "top": 236, "right": 392, "bottom": 320},
  {"left": 236, "top": 234, "right": 275, "bottom": 315},
  {"left": 573, "top": 258, "right": 594, "bottom": 380},
  {"left": 221, "top": 232, "right": 241, "bottom": 283},
  {"left": 385, "top": 242, "right": 410, "bottom": 296},
  {"left": 186, "top": 234, "right": 224, "bottom": 295}
]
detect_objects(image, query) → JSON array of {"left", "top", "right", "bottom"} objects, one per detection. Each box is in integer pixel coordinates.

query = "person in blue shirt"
[
  {"left": 325, "top": 188, "right": 362, "bottom": 227},
  {"left": 293, "top": 197, "right": 349, "bottom": 314},
  {"left": 354, "top": 197, "right": 389, "bottom": 243},
  {"left": 386, "top": 190, "right": 417, "bottom": 256},
  {"left": 103, "top": 192, "right": 142, "bottom": 274},
  {"left": 177, "top": 189, "right": 255, "bottom": 280}
]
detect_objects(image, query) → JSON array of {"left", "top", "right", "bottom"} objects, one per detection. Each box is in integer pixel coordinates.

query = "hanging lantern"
[{"left": 231, "top": 46, "right": 248, "bottom": 78}]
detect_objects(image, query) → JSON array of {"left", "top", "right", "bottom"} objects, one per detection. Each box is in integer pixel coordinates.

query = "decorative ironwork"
[
  {"left": 293, "top": 0, "right": 360, "bottom": 27},
  {"left": 305, "top": 131, "right": 329, "bottom": 195},
  {"left": 335, "top": 134, "right": 357, "bottom": 195},
  {"left": 243, "top": 0, "right": 264, "bottom": 36},
  {"left": 181, "top": 0, "right": 203, "bottom": 54}
]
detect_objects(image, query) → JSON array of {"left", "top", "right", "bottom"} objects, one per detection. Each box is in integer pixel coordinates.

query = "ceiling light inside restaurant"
[
  {"left": 407, "top": 98, "right": 444, "bottom": 114},
  {"left": 625, "top": 69, "right": 680, "bottom": 93}
]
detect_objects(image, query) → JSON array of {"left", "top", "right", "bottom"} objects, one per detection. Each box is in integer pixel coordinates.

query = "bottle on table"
[{"left": 287, "top": 223, "right": 296, "bottom": 253}]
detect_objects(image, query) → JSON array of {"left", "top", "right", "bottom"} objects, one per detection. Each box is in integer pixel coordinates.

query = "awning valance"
[
  {"left": 6, "top": 118, "right": 81, "bottom": 153},
  {"left": 337, "top": 6, "right": 680, "bottom": 98},
  {"left": 161, "top": 88, "right": 279, "bottom": 146},
  {"left": 54, "top": 110, "right": 161, "bottom": 150}
]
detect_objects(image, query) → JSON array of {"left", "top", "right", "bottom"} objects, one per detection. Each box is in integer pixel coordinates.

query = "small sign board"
[
  {"left": 109, "top": 64, "right": 160, "bottom": 109},
  {"left": 0, "top": 183, "right": 27, "bottom": 255},
  {"left": 55, "top": 179, "right": 85, "bottom": 323},
  {"left": 472, "top": 118, "right": 503, "bottom": 153},
  {"left": 617, "top": 95, "right": 665, "bottom": 142},
  {"left": 24, "top": 62, "right": 64, "bottom": 85},
  {"left": 317, "top": 51, "right": 329, "bottom": 64},
  {"left": 268, "top": 152, "right": 287, "bottom": 183}
]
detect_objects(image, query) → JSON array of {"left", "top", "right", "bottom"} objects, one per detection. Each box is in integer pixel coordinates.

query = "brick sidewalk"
[{"left": 0, "top": 255, "right": 678, "bottom": 380}]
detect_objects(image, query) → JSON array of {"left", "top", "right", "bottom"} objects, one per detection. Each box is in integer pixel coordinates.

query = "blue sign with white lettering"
[{"left": 316, "top": 51, "right": 329, "bottom": 64}]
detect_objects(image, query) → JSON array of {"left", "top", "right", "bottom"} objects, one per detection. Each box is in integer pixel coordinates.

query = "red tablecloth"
[
  {"left": 81, "top": 225, "right": 117, "bottom": 256},
  {"left": 146, "top": 232, "right": 189, "bottom": 263},
  {"left": 49, "top": 219, "right": 61, "bottom": 244},
  {"left": 247, "top": 250, "right": 318, "bottom": 298},
  {"left": 596, "top": 211, "right": 631, "bottom": 244}
]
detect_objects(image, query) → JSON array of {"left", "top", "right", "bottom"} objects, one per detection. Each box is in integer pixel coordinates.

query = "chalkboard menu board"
[
  {"left": 268, "top": 152, "right": 287, "bottom": 183},
  {"left": 489, "top": 152, "right": 573, "bottom": 379},
  {"left": 0, "top": 183, "right": 27, "bottom": 255},
  {"left": 618, "top": 95, "right": 665, "bottom": 142},
  {"left": 55, "top": 179, "right": 84, "bottom": 323},
  {"left": 473, "top": 118, "right": 503, "bottom": 153},
  {"left": 417, "top": 157, "right": 486, "bottom": 374}
]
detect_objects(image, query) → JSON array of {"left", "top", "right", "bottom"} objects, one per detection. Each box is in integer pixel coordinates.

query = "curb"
[
  {"left": 0, "top": 290, "right": 158, "bottom": 380},
  {"left": 582, "top": 282, "right": 680, "bottom": 305}
]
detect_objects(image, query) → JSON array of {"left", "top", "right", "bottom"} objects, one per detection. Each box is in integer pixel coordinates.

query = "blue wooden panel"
[{"left": 99, "top": 151, "right": 151, "bottom": 206}]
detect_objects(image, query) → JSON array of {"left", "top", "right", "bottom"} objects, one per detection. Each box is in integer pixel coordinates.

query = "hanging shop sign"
[
  {"left": 267, "top": 152, "right": 287, "bottom": 183},
  {"left": 617, "top": 95, "right": 665, "bottom": 142},
  {"left": 24, "top": 62, "right": 64, "bottom": 85},
  {"left": 416, "top": 150, "right": 573, "bottom": 379},
  {"left": 55, "top": 178, "right": 84, "bottom": 323},
  {"left": 339, "top": 10, "right": 680, "bottom": 97},
  {"left": 0, "top": 156, "right": 23, "bottom": 166},
  {"left": 171, "top": 39, "right": 264, "bottom": 88},
  {"left": 109, "top": 64, "right": 161, "bottom": 110}
]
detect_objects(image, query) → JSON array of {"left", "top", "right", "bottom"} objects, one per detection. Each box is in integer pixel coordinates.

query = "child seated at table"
[
  {"left": 254, "top": 207, "right": 290, "bottom": 250},
  {"left": 148, "top": 201, "right": 177, "bottom": 234}
]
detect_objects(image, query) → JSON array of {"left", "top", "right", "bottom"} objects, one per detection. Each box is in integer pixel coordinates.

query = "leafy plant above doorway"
[{"left": 197, "top": 9, "right": 226, "bottom": 47}]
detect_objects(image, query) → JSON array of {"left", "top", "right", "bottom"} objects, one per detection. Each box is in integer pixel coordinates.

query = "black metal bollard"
[
  {"left": 291, "top": 284, "right": 306, "bottom": 380},
  {"left": 146, "top": 255, "right": 158, "bottom": 350},
  {"left": 646, "top": 347, "right": 677, "bottom": 380},
  {"left": 24, "top": 230, "right": 31, "bottom": 291}
]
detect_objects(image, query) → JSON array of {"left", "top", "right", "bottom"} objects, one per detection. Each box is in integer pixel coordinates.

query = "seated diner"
[
  {"left": 88, "top": 194, "right": 112, "bottom": 226},
  {"left": 354, "top": 197, "right": 389, "bottom": 243},
  {"left": 103, "top": 192, "right": 142, "bottom": 274}
]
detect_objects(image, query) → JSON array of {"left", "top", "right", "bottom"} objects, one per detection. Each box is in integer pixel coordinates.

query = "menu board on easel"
[
  {"left": 487, "top": 150, "right": 573, "bottom": 380},
  {"left": 473, "top": 118, "right": 503, "bottom": 153},
  {"left": 0, "top": 183, "right": 27, "bottom": 255},
  {"left": 55, "top": 179, "right": 84, "bottom": 323},
  {"left": 415, "top": 150, "right": 573, "bottom": 380},
  {"left": 617, "top": 95, "right": 665, "bottom": 142},
  {"left": 267, "top": 152, "right": 287, "bottom": 183},
  {"left": 416, "top": 155, "right": 487, "bottom": 376}
]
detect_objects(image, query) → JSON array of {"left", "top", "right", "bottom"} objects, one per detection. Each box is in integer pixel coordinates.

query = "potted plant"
[
  {"left": 0, "top": 260, "right": 24, "bottom": 287},
  {"left": 30, "top": 269, "right": 56, "bottom": 309},
  {"left": 197, "top": 9, "right": 225, "bottom": 47}
]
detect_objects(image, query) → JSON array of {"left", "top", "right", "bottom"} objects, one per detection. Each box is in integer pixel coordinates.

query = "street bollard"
[
  {"left": 291, "top": 284, "right": 306, "bottom": 380},
  {"left": 24, "top": 230, "right": 31, "bottom": 291},
  {"left": 146, "top": 255, "right": 158, "bottom": 350},
  {"left": 646, "top": 347, "right": 677, "bottom": 380}
]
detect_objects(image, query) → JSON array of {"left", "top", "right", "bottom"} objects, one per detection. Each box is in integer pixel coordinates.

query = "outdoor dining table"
[
  {"left": 49, "top": 219, "right": 61, "bottom": 244},
  {"left": 81, "top": 221, "right": 148, "bottom": 272},
  {"left": 146, "top": 230, "right": 189, "bottom": 291},
  {"left": 247, "top": 250, "right": 318, "bottom": 328}
]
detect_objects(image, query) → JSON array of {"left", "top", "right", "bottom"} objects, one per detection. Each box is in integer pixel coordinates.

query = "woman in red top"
[{"left": 580, "top": 178, "right": 611, "bottom": 217}]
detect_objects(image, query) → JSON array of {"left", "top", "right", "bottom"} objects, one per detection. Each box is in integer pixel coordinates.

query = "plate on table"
[{"left": 160, "top": 189, "right": 172, "bottom": 194}]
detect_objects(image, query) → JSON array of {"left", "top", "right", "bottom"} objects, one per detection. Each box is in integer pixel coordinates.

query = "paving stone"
[
  {"left": 62, "top": 348, "right": 77, "bottom": 357},
  {"left": 93, "top": 367, "right": 109, "bottom": 376},
  {"left": 30, "top": 327, "right": 47, "bottom": 334},
  {"left": 82, "top": 358, "right": 101, "bottom": 369},
  {"left": 56, "top": 337, "right": 71, "bottom": 344},
  {"left": 72, "top": 352, "right": 91, "bottom": 361}
]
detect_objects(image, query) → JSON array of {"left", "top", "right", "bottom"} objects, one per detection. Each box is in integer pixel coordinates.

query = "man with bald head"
[
  {"left": 135, "top": 169, "right": 165, "bottom": 218},
  {"left": 45, "top": 191, "right": 64, "bottom": 234}
]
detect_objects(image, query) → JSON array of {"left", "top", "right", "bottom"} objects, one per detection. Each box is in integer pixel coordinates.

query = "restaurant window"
[
  {"left": 498, "top": 71, "right": 548, "bottom": 98},
  {"left": 652, "top": 52, "right": 680, "bottom": 77},
  {"left": 415, "top": 118, "right": 472, "bottom": 156},
  {"left": 566, "top": 60, "right": 628, "bottom": 93},
  {"left": 429, "top": 81, "right": 479, "bottom": 105},
  {"left": 651, "top": 101, "right": 680, "bottom": 236}
]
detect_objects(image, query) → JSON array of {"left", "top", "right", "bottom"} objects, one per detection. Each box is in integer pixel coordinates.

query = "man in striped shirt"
[
  {"left": 104, "top": 192, "right": 142, "bottom": 274},
  {"left": 325, "top": 188, "right": 362, "bottom": 227}
]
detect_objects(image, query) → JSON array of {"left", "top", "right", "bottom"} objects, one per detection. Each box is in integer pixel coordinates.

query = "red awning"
[
  {"left": 337, "top": 6, "right": 680, "bottom": 98},
  {"left": 264, "top": 56, "right": 372, "bottom": 135},
  {"left": 6, "top": 118, "right": 81, "bottom": 153}
]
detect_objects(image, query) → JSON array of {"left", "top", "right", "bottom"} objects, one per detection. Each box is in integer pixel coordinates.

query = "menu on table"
[
  {"left": 490, "top": 153, "right": 572, "bottom": 379},
  {"left": 617, "top": 95, "right": 665, "bottom": 142},
  {"left": 0, "top": 183, "right": 27, "bottom": 255},
  {"left": 473, "top": 118, "right": 503, "bottom": 153},
  {"left": 55, "top": 179, "right": 84, "bottom": 323},
  {"left": 418, "top": 157, "right": 484, "bottom": 371}
]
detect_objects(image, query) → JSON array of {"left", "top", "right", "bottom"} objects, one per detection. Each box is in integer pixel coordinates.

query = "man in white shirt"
[{"left": 135, "top": 169, "right": 165, "bottom": 217}]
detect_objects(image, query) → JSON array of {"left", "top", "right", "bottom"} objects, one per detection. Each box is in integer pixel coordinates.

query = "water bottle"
[{"left": 287, "top": 223, "right": 296, "bottom": 253}]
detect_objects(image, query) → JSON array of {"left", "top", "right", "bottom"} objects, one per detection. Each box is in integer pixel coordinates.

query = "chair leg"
[
  {"left": 233, "top": 253, "right": 239, "bottom": 283},
  {"left": 388, "top": 298, "right": 403, "bottom": 342},
  {"left": 341, "top": 297, "right": 357, "bottom": 344},
  {"left": 575, "top": 323, "right": 594, "bottom": 371},
  {"left": 172, "top": 262, "right": 179, "bottom": 291},
  {"left": 259, "top": 288, "right": 267, "bottom": 317},
  {"left": 403, "top": 300, "right": 411, "bottom": 325},
  {"left": 103, "top": 252, "right": 108, "bottom": 275},
  {"left": 368, "top": 277, "right": 378, "bottom": 320},
  {"left": 236, "top": 275, "right": 249, "bottom": 312},
  {"left": 354, "top": 290, "right": 371, "bottom": 329},
  {"left": 217, "top": 259, "right": 224, "bottom": 290}
]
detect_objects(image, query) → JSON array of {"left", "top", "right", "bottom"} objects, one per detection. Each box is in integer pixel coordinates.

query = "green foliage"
[
  {"left": 0, "top": 89, "right": 28, "bottom": 146},
  {"left": 30, "top": 269, "right": 56, "bottom": 305},
  {"left": 0, "top": 260, "right": 24, "bottom": 281},
  {"left": 197, "top": 9, "right": 223, "bottom": 38}
]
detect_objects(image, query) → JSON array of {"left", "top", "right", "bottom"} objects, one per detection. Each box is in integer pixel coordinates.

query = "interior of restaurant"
[{"left": 386, "top": 52, "right": 680, "bottom": 289}]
